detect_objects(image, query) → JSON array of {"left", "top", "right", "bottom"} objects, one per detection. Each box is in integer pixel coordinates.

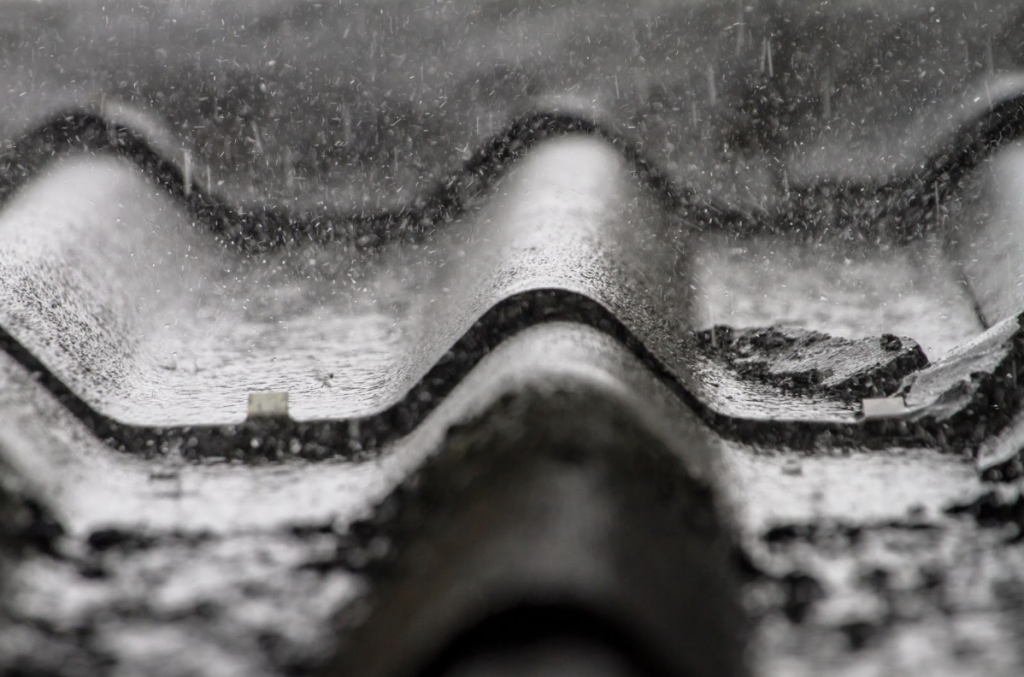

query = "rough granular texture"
[
  {"left": 695, "top": 325, "right": 928, "bottom": 400},
  {"left": 4, "top": 2, "right": 1024, "bottom": 676}
]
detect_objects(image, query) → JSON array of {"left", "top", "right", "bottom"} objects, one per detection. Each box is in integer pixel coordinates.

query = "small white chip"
[
  {"left": 247, "top": 392, "right": 289, "bottom": 418},
  {"left": 861, "top": 396, "right": 906, "bottom": 420}
]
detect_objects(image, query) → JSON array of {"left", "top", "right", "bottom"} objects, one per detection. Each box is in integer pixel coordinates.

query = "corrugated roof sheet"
[{"left": 2, "top": 2, "right": 1024, "bottom": 676}]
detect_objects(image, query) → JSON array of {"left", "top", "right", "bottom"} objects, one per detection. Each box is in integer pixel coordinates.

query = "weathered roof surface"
[{"left": 2, "top": 2, "right": 1024, "bottom": 676}]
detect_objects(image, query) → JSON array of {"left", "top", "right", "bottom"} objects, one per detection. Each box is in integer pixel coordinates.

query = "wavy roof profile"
[
  {"left": 3, "top": 0, "right": 1024, "bottom": 211},
  {"left": 4, "top": 1, "right": 1024, "bottom": 460},
  {"left": 3, "top": 116, "right": 1024, "bottom": 461},
  {"left": 0, "top": 135, "right": 694, "bottom": 425},
  {"left": 6, "top": 4, "right": 1024, "bottom": 677}
]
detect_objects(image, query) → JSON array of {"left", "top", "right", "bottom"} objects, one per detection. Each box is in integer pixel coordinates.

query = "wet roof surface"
[{"left": 2, "top": 2, "right": 1024, "bottom": 676}]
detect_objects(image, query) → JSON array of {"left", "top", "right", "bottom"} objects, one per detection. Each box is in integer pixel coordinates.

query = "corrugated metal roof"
[{"left": 2, "top": 2, "right": 1024, "bottom": 676}]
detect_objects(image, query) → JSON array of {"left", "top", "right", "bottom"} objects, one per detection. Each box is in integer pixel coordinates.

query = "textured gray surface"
[
  {"left": 4, "top": 2, "right": 1024, "bottom": 676},
  {"left": 0, "top": 138, "right": 689, "bottom": 426}
]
